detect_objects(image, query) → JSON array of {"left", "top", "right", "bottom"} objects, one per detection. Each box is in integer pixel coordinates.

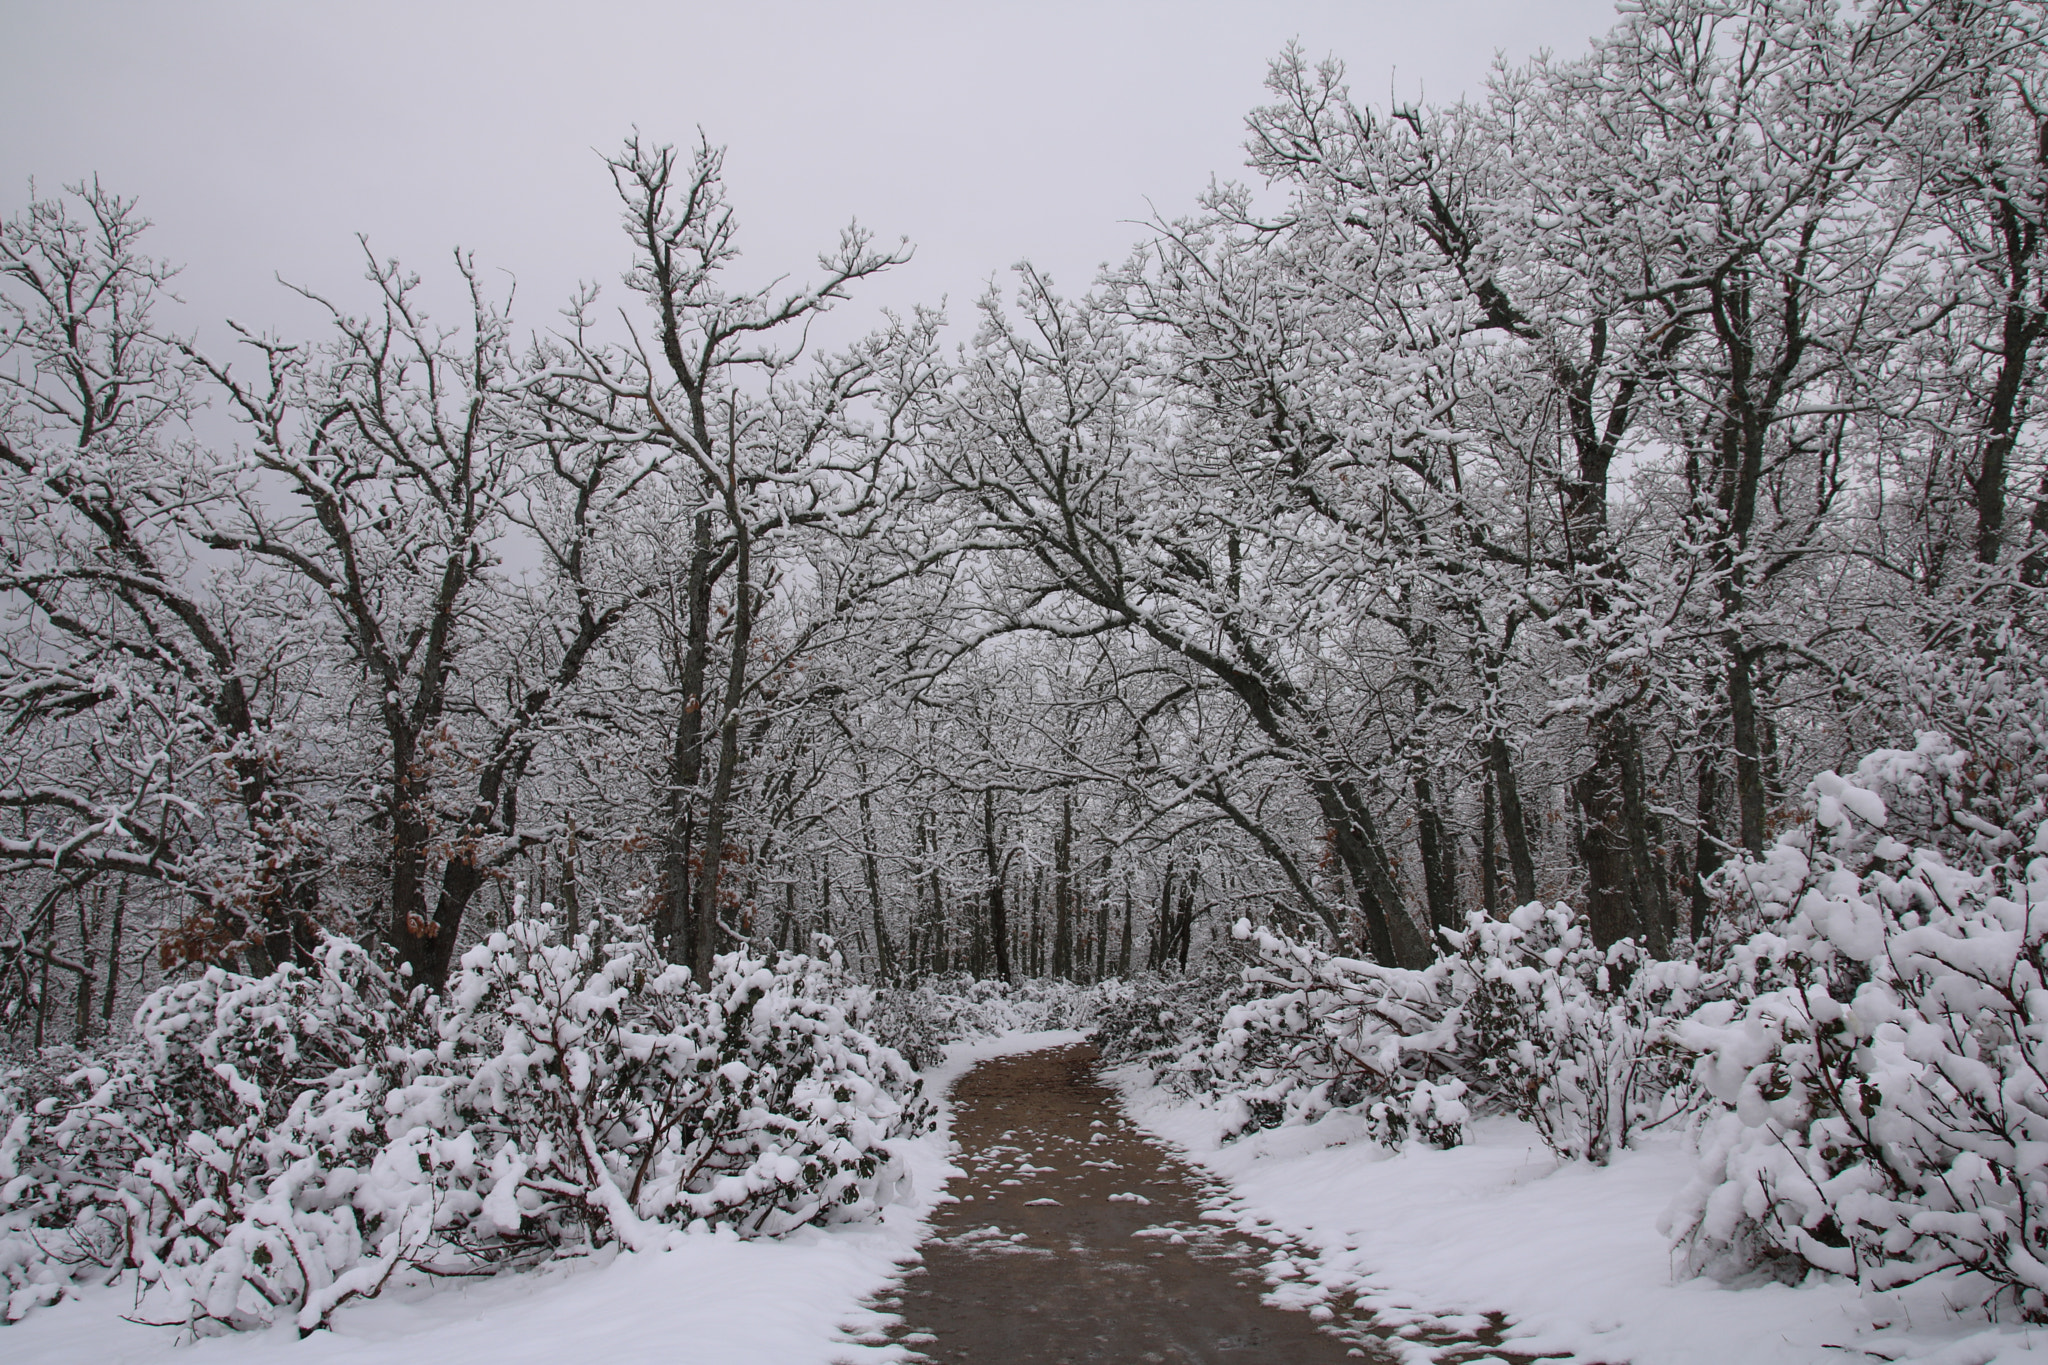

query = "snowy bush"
[
  {"left": 1666, "top": 732, "right": 2048, "bottom": 1313},
  {"left": 1457, "top": 907, "right": 1702, "bottom": 1163},
  {"left": 1177, "top": 907, "right": 1700, "bottom": 1159},
  {"left": 0, "top": 938, "right": 425, "bottom": 1332},
  {"left": 0, "top": 914, "right": 931, "bottom": 1334},
  {"left": 866, "top": 971, "right": 1108, "bottom": 1070},
  {"left": 435, "top": 920, "right": 933, "bottom": 1245},
  {"left": 1196, "top": 927, "right": 1463, "bottom": 1144},
  {"left": 1093, "top": 964, "right": 1249, "bottom": 1088}
]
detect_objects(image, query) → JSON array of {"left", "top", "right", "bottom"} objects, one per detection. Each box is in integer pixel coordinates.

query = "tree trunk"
[
  {"left": 1175, "top": 879, "right": 1196, "bottom": 973},
  {"left": 1414, "top": 771, "right": 1458, "bottom": 938},
  {"left": 1152, "top": 865, "right": 1171, "bottom": 972},
  {"left": 1093, "top": 857, "right": 1111, "bottom": 983},
  {"left": 1118, "top": 879, "right": 1133, "bottom": 977},
  {"left": 100, "top": 877, "right": 126, "bottom": 1030},
  {"left": 982, "top": 791, "right": 1012, "bottom": 984},
  {"left": 1727, "top": 642, "right": 1768, "bottom": 856},
  {"left": 387, "top": 746, "right": 441, "bottom": 987},
  {"left": 692, "top": 539, "right": 756, "bottom": 981},
  {"left": 33, "top": 893, "right": 54, "bottom": 1047},
  {"left": 1617, "top": 728, "right": 1673, "bottom": 956},
  {"left": 969, "top": 890, "right": 986, "bottom": 978},
  {"left": 1322, "top": 774, "right": 1434, "bottom": 967},
  {"left": 1030, "top": 868, "right": 1044, "bottom": 978},
  {"left": 1480, "top": 768, "right": 1500, "bottom": 919},
  {"left": 1967, "top": 172, "right": 2045, "bottom": 568},
  {"left": 925, "top": 813, "right": 948, "bottom": 975},
  {"left": 1689, "top": 749, "right": 1723, "bottom": 939},
  {"left": 73, "top": 885, "right": 96, "bottom": 1044},
  {"left": 818, "top": 854, "right": 835, "bottom": 945},
  {"left": 561, "top": 820, "right": 581, "bottom": 938},
  {"left": 657, "top": 509, "right": 714, "bottom": 964},
  {"left": 1052, "top": 795, "right": 1073, "bottom": 979},
  {"left": 858, "top": 786, "right": 894, "bottom": 981},
  {"left": 1575, "top": 717, "right": 1644, "bottom": 949},
  {"left": 1487, "top": 735, "right": 1539, "bottom": 907}
]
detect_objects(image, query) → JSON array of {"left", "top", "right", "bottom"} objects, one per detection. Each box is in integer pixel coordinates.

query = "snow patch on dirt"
[{"left": 1108, "top": 1064, "right": 2048, "bottom": 1365}]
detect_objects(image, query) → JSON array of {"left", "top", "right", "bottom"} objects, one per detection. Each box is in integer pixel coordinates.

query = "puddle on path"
[{"left": 863, "top": 1041, "right": 1569, "bottom": 1365}]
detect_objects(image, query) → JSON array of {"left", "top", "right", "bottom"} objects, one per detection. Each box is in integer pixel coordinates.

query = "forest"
[{"left": 5, "top": 0, "right": 2048, "bottom": 1352}]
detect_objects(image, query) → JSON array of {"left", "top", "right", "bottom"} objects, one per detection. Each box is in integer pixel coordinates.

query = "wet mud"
[
  {"left": 865, "top": 1042, "right": 1567, "bottom": 1365},
  {"left": 869, "top": 1042, "right": 1388, "bottom": 1365}
]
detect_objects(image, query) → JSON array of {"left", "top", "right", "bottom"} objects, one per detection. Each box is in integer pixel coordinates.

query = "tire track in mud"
[{"left": 858, "top": 1042, "right": 1561, "bottom": 1365}]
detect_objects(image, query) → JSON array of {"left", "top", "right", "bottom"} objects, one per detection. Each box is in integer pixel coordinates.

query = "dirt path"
[{"left": 866, "top": 1042, "right": 1390, "bottom": 1364}]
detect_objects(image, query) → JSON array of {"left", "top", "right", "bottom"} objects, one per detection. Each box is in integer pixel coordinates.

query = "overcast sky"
[{"left": 4, "top": 1, "right": 1620, "bottom": 347}]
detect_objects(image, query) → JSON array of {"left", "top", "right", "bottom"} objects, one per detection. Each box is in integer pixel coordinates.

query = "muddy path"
[
  {"left": 867, "top": 1043, "right": 1375, "bottom": 1364},
  {"left": 867, "top": 1042, "right": 1559, "bottom": 1365}
]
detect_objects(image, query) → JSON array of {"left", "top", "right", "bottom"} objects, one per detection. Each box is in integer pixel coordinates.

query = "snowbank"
[
  {"left": 1110, "top": 1067, "right": 2048, "bottom": 1365},
  {"left": 2, "top": 1226, "right": 915, "bottom": 1365},
  {"left": 0, "top": 1028, "right": 1078, "bottom": 1365}
]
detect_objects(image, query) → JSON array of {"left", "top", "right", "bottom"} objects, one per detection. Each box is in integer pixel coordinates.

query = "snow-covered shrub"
[
  {"left": 435, "top": 921, "right": 932, "bottom": 1245},
  {"left": 0, "top": 938, "right": 427, "bottom": 1332},
  {"left": 1093, "top": 964, "right": 1249, "bottom": 1089},
  {"left": 1, "top": 915, "right": 931, "bottom": 1334},
  {"left": 1458, "top": 906, "right": 1702, "bottom": 1163},
  {"left": 866, "top": 972, "right": 1109, "bottom": 1070},
  {"left": 1891, "top": 630, "right": 2048, "bottom": 852},
  {"left": 1666, "top": 732, "right": 2048, "bottom": 1312},
  {"left": 1200, "top": 926, "right": 1463, "bottom": 1143},
  {"left": 866, "top": 975, "right": 1013, "bottom": 1069},
  {"left": 1188, "top": 908, "right": 1700, "bottom": 1158},
  {"left": 1014, "top": 974, "right": 1107, "bottom": 1031}
]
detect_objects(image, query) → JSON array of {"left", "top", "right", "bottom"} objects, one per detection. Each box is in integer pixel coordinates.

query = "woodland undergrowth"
[
  {"left": 0, "top": 911, "right": 931, "bottom": 1335},
  {"left": 1104, "top": 688, "right": 2048, "bottom": 1318}
]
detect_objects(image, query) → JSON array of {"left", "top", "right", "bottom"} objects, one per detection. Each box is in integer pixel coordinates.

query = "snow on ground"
[
  {"left": 1108, "top": 1066, "right": 2048, "bottom": 1365},
  {"left": 2, "top": 1029, "right": 1081, "bottom": 1365}
]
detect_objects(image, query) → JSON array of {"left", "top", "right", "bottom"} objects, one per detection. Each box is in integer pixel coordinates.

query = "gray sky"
[{"left": 4, "top": 0, "right": 1619, "bottom": 346}]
